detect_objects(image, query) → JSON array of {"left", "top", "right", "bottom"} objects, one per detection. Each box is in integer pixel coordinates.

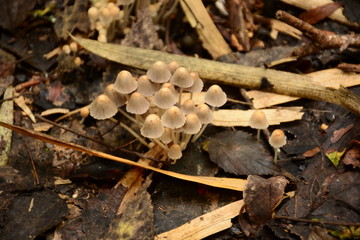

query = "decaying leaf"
[
  {"left": 102, "top": 177, "right": 154, "bottom": 240},
  {"left": 0, "top": 0, "right": 37, "bottom": 29},
  {"left": 239, "top": 175, "right": 288, "bottom": 236},
  {"left": 212, "top": 107, "right": 304, "bottom": 127},
  {"left": 343, "top": 141, "right": 360, "bottom": 168},
  {"left": 299, "top": 2, "right": 342, "bottom": 25},
  {"left": 207, "top": 131, "right": 281, "bottom": 175},
  {"left": 0, "top": 86, "right": 14, "bottom": 166}
]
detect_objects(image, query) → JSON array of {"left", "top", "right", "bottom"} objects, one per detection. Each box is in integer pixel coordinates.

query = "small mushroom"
[
  {"left": 182, "top": 113, "right": 202, "bottom": 135},
  {"left": 105, "top": 83, "right": 127, "bottom": 107},
  {"left": 141, "top": 114, "right": 164, "bottom": 139},
  {"left": 153, "top": 87, "right": 178, "bottom": 109},
  {"left": 137, "top": 75, "right": 159, "bottom": 97},
  {"left": 161, "top": 106, "right": 186, "bottom": 129},
  {"left": 249, "top": 110, "right": 269, "bottom": 140},
  {"left": 269, "top": 129, "right": 287, "bottom": 165},
  {"left": 147, "top": 61, "right": 172, "bottom": 83},
  {"left": 167, "top": 143, "right": 182, "bottom": 161},
  {"left": 204, "top": 85, "right": 227, "bottom": 108},
  {"left": 89, "top": 94, "right": 118, "bottom": 120},
  {"left": 114, "top": 70, "right": 138, "bottom": 94},
  {"left": 181, "top": 99, "right": 196, "bottom": 115},
  {"left": 126, "top": 92, "right": 149, "bottom": 115}
]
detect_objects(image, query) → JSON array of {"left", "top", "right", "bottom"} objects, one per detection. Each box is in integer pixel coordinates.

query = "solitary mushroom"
[
  {"left": 269, "top": 129, "right": 287, "bottom": 165},
  {"left": 249, "top": 110, "right": 269, "bottom": 140}
]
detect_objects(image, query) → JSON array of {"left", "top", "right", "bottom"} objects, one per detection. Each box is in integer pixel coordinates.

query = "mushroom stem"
[
  {"left": 181, "top": 133, "right": 192, "bottom": 150},
  {"left": 117, "top": 107, "right": 138, "bottom": 125},
  {"left": 191, "top": 123, "right": 208, "bottom": 143},
  {"left": 178, "top": 88, "right": 184, "bottom": 105},
  {"left": 151, "top": 138, "right": 169, "bottom": 151},
  {"left": 171, "top": 129, "right": 178, "bottom": 144},
  {"left": 256, "top": 129, "right": 261, "bottom": 140},
  {"left": 273, "top": 147, "right": 279, "bottom": 165},
  {"left": 119, "top": 122, "right": 150, "bottom": 148}
]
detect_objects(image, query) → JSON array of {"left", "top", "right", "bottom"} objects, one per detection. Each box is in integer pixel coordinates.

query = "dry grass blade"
[
  {"left": 71, "top": 36, "right": 360, "bottom": 115},
  {"left": 0, "top": 121, "right": 247, "bottom": 191}
]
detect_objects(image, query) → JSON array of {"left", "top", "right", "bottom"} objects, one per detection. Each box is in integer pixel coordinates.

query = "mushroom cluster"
[
  {"left": 87, "top": 0, "right": 134, "bottom": 43},
  {"left": 89, "top": 61, "right": 227, "bottom": 162}
]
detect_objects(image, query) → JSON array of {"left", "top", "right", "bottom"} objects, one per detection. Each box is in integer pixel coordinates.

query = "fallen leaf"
[
  {"left": 343, "top": 141, "right": 360, "bottom": 168},
  {"left": 0, "top": 0, "right": 37, "bottom": 29},
  {"left": 325, "top": 150, "right": 346, "bottom": 167},
  {"left": 302, "top": 147, "right": 320, "bottom": 157},
  {"left": 239, "top": 175, "right": 288, "bottom": 236},
  {"left": 207, "top": 131, "right": 281, "bottom": 175},
  {"left": 0, "top": 86, "right": 14, "bottom": 166},
  {"left": 13, "top": 95, "right": 36, "bottom": 123},
  {"left": 330, "top": 124, "right": 354, "bottom": 143},
  {"left": 40, "top": 108, "right": 70, "bottom": 116},
  {"left": 299, "top": 2, "right": 342, "bottom": 25}
]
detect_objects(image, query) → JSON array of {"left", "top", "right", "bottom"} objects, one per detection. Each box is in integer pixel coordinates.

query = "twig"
[
  {"left": 274, "top": 215, "right": 360, "bottom": 227},
  {"left": 337, "top": 63, "right": 360, "bottom": 73},
  {"left": 276, "top": 10, "right": 360, "bottom": 50},
  {"left": 24, "top": 139, "right": 40, "bottom": 185},
  {"left": 72, "top": 36, "right": 360, "bottom": 115}
]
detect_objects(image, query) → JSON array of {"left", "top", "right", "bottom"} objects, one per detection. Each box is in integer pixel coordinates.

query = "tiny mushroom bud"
[
  {"left": 204, "top": 85, "right": 227, "bottom": 107},
  {"left": 269, "top": 129, "right": 287, "bottom": 165},
  {"left": 99, "top": 7, "right": 113, "bottom": 27},
  {"left": 170, "top": 67, "right": 194, "bottom": 88},
  {"left": 182, "top": 113, "right": 202, "bottom": 134},
  {"left": 89, "top": 94, "right": 118, "bottom": 120},
  {"left": 80, "top": 106, "right": 90, "bottom": 118},
  {"left": 167, "top": 144, "right": 182, "bottom": 160},
  {"left": 88, "top": 7, "right": 99, "bottom": 29},
  {"left": 114, "top": 70, "right": 138, "bottom": 94},
  {"left": 137, "top": 75, "right": 159, "bottom": 97},
  {"left": 181, "top": 99, "right": 196, "bottom": 114},
  {"left": 153, "top": 87, "right": 177, "bottom": 109},
  {"left": 74, "top": 57, "right": 83, "bottom": 67},
  {"left": 62, "top": 45, "right": 71, "bottom": 55},
  {"left": 69, "top": 42, "right": 78, "bottom": 52},
  {"left": 196, "top": 103, "right": 213, "bottom": 124},
  {"left": 126, "top": 92, "right": 149, "bottom": 114},
  {"left": 161, "top": 106, "right": 186, "bottom": 129},
  {"left": 141, "top": 114, "right": 164, "bottom": 138},
  {"left": 147, "top": 61, "right": 172, "bottom": 83},
  {"left": 249, "top": 110, "right": 269, "bottom": 140},
  {"left": 105, "top": 83, "right": 127, "bottom": 107}
]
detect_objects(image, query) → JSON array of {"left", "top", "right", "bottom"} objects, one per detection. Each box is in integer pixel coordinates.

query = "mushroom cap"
[
  {"left": 89, "top": 94, "right": 118, "bottom": 120},
  {"left": 168, "top": 61, "right": 179, "bottom": 73},
  {"left": 204, "top": 85, "right": 227, "bottom": 107},
  {"left": 114, "top": 70, "right": 138, "bottom": 94},
  {"left": 140, "top": 114, "right": 164, "bottom": 138},
  {"left": 153, "top": 87, "right": 177, "bottom": 109},
  {"left": 126, "top": 92, "right": 149, "bottom": 114},
  {"left": 249, "top": 110, "right": 269, "bottom": 129},
  {"left": 137, "top": 75, "right": 159, "bottom": 97},
  {"left": 161, "top": 106, "right": 186, "bottom": 129},
  {"left": 185, "top": 72, "right": 204, "bottom": 93},
  {"left": 80, "top": 106, "right": 90, "bottom": 118},
  {"left": 105, "top": 84, "right": 127, "bottom": 107},
  {"left": 183, "top": 113, "right": 202, "bottom": 134},
  {"left": 196, "top": 103, "right": 213, "bottom": 124},
  {"left": 147, "top": 61, "right": 172, "bottom": 83},
  {"left": 99, "top": 7, "right": 112, "bottom": 26},
  {"left": 269, "top": 129, "right": 287, "bottom": 148},
  {"left": 181, "top": 99, "right": 196, "bottom": 114},
  {"left": 170, "top": 67, "right": 194, "bottom": 88},
  {"left": 159, "top": 128, "right": 172, "bottom": 144},
  {"left": 167, "top": 144, "right": 182, "bottom": 160},
  {"left": 88, "top": 7, "right": 99, "bottom": 21}
]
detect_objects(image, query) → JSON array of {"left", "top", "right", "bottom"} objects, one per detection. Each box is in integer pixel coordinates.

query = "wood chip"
[{"left": 14, "top": 95, "right": 36, "bottom": 123}]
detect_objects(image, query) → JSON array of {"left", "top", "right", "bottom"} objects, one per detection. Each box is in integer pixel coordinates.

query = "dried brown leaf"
[{"left": 299, "top": 2, "right": 342, "bottom": 25}]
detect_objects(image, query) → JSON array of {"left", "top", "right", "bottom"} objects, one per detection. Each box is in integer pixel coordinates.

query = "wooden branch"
[{"left": 72, "top": 36, "right": 360, "bottom": 115}]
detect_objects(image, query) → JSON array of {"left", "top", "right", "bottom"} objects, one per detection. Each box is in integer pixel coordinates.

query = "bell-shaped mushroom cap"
[
  {"left": 183, "top": 113, "right": 202, "bottom": 134},
  {"left": 185, "top": 72, "right": 204, "bottom": 93},
  {"left": 105, "top": 84, "right": 127, "bottom": 107},
  {"left": 168, "top": 61, "right": 179, "bottom": 73},
  {"left": 161, "top": 82, "right": 179, "bottom": 98},
  {"left": 140, "top": 114, "right": 164, "bottom": 138},
  {"left": 88, "top": 7, "right": 99, "bottom": 21},
  {"left": 170, "top": 67, "right": 194, "bottom": 88},
  {"left": 161, "top": 106, "right": 186, "bottom": 129},
  {"left": 153, "top": 87, "right": 177, "bottom": 109},
  {"left": 204, "top": 85, "right": 227, "bottom": 107},
  {"left": 137, "top": 75, "right": 159, "bottom": 97},
  {"left": 196, "top": 104, "right": 214, "bottom": 124},
  {"left": 80, "top": 106, "right": 90, "bottom": 118},
  {"left": 89, "top": 94, "right": 118, "bottom": 120},
  {"left": 249, "top": 110, "right": 269, "bottom": 129},
  {"left": 269, "top": 129, "right": 287, "bottom": 148},
  {"left": 167, "top": 144, "right": 182, "bottom": 160},
  {"left": 159, "top": 128, "right": 172, "bottom": 144},
  {"left": 181, "top": 99, "right": 196, "bottom": 114},
  {"left": 126, "top": 92, "right": 149, "bottom": 114},
  {"left": 99, "top": 7, "right": 113, "bottom": 26},
  {"left": 147, "top": 61, "right": 172, "bottom": 83},
  {"left": 114, "top": 70, "right": 138, "bottom": 94}
]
